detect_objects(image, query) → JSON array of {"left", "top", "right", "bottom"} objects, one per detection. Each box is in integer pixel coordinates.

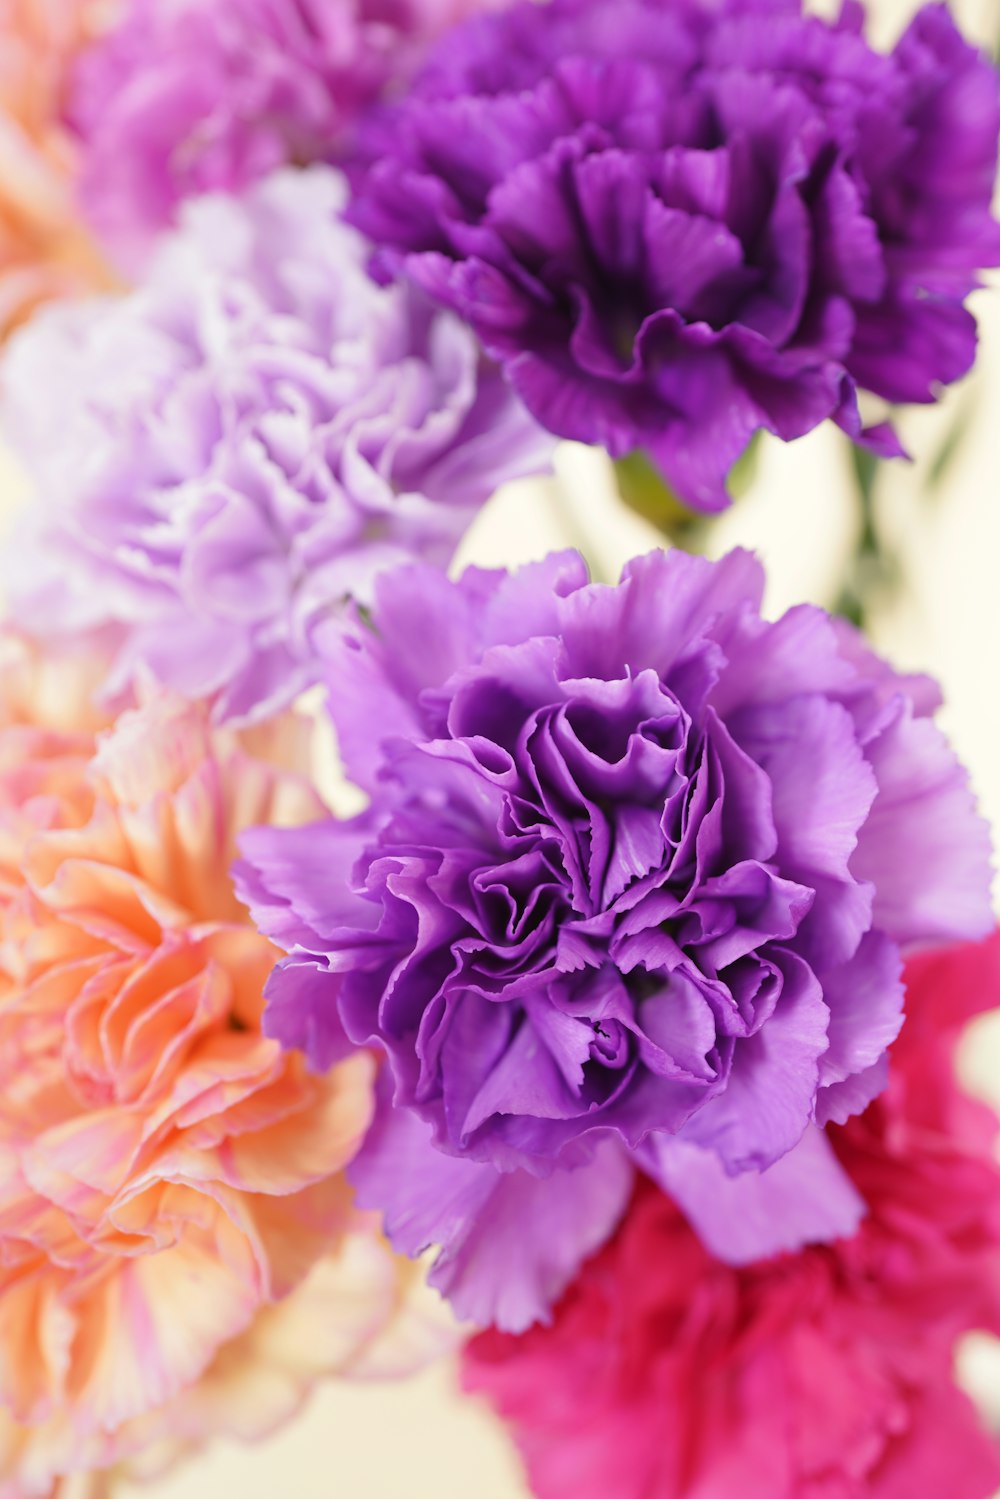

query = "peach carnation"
[
  {"left": 0, "top": 654, "right": 454, "bottom": 1496},
  {"left": 0, "top": 0, "right": 113, "bottom": 337}
]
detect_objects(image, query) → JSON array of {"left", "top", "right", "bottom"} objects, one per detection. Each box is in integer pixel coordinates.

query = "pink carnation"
[
  {"left": 0, "top": 643, "right": 455, "bottom": 1497},
  {"left": 69, "top": 0, "right": 493, "bottom": 267},
  {"left": 465, "top": 934, "right": 1000, "bottom": 1499}
]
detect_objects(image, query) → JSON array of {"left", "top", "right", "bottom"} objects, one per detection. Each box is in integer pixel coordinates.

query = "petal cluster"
[
  {"left": 0, "top": 646, "right": 452, "bottom": 1496},
  {"left": 238, "top": 547, "right": 992, "bottom": 1329},
  {"left": 464, "top": 933, "right": 1000, "bottom": 1499},
  {"left": 0, "top": 166, "right": 552, "bottom": 724},
  {"left": 348, "top": 0, "right": 1000, "bottom": 509},
  {"left": 69, "top": 0, "right": 495, "bottom": 267},
  {"left": 0, "top": 0, "right": 112, "bottom": 337}
]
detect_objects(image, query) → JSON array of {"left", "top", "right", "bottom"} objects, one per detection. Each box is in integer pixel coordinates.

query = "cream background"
[{"left": 2, "top": 0, "right": 999, "bottom": 1491}]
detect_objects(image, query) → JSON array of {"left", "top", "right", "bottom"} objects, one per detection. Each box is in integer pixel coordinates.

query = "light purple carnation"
[
  {"left": 0, "top": 166, "right": 552, "bottom": 724},
  {"left": 348, "top": 0, "right": 1000, "bottom": 510},
  {"left": 69, "top": 0, "right": 492, "bottom": 268},
  {"left": 236, "top": 547, "right": 993, "bottom": 1329}
]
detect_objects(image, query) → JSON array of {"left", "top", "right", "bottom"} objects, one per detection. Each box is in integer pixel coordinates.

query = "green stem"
[
  {"left": 612, "top": 451, "right": 710, "bottom": 552},
  {"left": 833, "top": 443, "right": 898, "bottom": 630}
]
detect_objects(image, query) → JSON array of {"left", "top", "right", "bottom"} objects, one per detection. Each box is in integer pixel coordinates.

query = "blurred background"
[{"left": 3, "top": 0, "right": 999, "bottom": 1493}]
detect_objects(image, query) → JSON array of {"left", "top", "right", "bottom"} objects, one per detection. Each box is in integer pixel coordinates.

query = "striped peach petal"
[
  {"left": 21, "top": 953, "right": 112, "bottom": 1028},
  {"left": 0, "top": 1264, "right": 75, "bottom": 1421},
  {"left": 23, "top": 801, "right": 129, "bottom": 882},
  {"left": 126, "top": 1235, "right": 458, "bottom": 1480},
  {"left": 0, "top": 674, "right": 451, "bottom": 1492},
  {"left": 66, "top": 1214, "right": 262, "bottom": 1430},
  {"left": 26, "top": 851, "right": 189, "bottom": 948},
  {"left": 216, "top": 745, "right": 325, "bottom": 854},
  {"left": 241, "top": 1178, "right": 360, "bottom": 1301},
  {"left": 98, "top": 704, "right": 323, "bottom": 928},
  {"left": 169, "top": 1190, "right": 451, "bottom": 1386},
  {"left": 116, "top": 791, "right": 236, "bottom": 927},
  {"left": 0, "top": 637, "right": 108, "bottom": 738},
  {"left": 91, "top": 700, "right": 217, "bottom": 808},
  {"left": 20, "top": 1110, "right": 145, "bottom": 1209},
  {"left": 0, "top": 726, "right": 92, "bottom": 789},
  {"left": 176, "top": 1064, "right": 321, "bottom": 1153},
  {"left": 242, "top": 1238, "right": 405, "bottom": 1382},
  {"left": 122, "top": 1073, "right": 364, "bottom": 1211},
  {"left": 121, "top": 1232, "right": 462, "bottom": 1477},
  {"left": 148, "top": 1065, "right": 373, "bottom": 1202},
  {"left": 0, "top": 1426, "right": 89, "bottom": 1499},
  {"left": 138, "top": 1032, "right": 288, "bottom": 1143},
  {"left": 187, "top": 926, "right": 277, "bottom": 1030},
  {"left": 219, "top": 1054, "right": 376, "bottom": 1192},
  {"left": 0, "top": 1145, "right": 26, "bottom": 1224},
  {"left": 0, "top": 1166, "right": 90, "bottom": 1269},
  {"left": 148, "top": 1243, "right": 406, "bottom": 1452},
  {"left": 4, "top": 910, "right": 107, "bottom": 989},
  {"left": 113, "top": 1182, "right": 230, "bottom": 1270},
  {"left": 0, "top": 113, "right": 67, "bottom": 217},
  {"left": 64, "top": 962, "right": 142, "bottom": 1098},
  {"left": 344, "top": 1250, "right": 462, "bottom": 1381},
  {"left": 1, "top": 1052, "right": 92, "bottom": 1142},
  {"left": 7, "top": 1217, "right": 96, "bottom": 1273},
  {"left": 99, "top": 954, "right": 233, "bottom": 1103}
]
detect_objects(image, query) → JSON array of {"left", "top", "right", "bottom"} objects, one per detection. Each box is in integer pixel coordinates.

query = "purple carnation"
[
  {"left": 237, "top": 548, "right": 993, "bottom": 1329},
  {"left": 348, "top": 0, "right": 1000, "bottom": 510},
  {"left": 0, "top": 166, "right": 552, "bottom": 724},
  {"left": 69, "top": 0, "right": 492, "bottom": 268}
]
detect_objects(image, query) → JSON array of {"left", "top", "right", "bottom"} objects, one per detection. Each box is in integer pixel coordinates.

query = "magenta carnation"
[
  {"left": 69, "top": 0, "right": 491, "bottom": 267},
  {"left": 0, "top": 166, "right": 551, "bottom": 724},
  {"left": 236, "top": 547, "right": 993, "bottom": 1329},
  {"left": 348, "top": 0, "right": 1000, "bottom": 510},
  {"left": 464, "top": 933, "right": 1000, "bottom": 1499}
]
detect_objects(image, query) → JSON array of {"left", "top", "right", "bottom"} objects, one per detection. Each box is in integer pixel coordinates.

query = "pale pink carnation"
[{"left": 69, "top": 0, "right": 495, "bottom": 268}]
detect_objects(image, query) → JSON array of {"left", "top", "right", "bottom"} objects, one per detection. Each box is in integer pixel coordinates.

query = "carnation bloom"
[
  {"left": 0, "top": 166, "right": 551, "bottom": 726},
  {"left": 464, "top": 932, "right": 1000, "bottom": 1499},
  {"left": 237, "top": 547, "right": 992, "bottom": 1330},
  {"left": 69, "top": 0, "right": 495, "bottom": 268},
  {"left": 0, "top": 646, "right": 454, "bottom": 1498},
  {"left": 0, "top": 0, "right": 113, "bottom": 336},
  {"left": 347, "top": 0, "right": 1000, "bottom": 510}
]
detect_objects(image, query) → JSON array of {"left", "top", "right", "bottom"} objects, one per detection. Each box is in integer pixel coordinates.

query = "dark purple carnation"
[
  {"left": 348, "top": 0, "right": 1000, "bottom": 510},
  {"left": 237, "top": 548, "right": 993, "bottom": 1328}
]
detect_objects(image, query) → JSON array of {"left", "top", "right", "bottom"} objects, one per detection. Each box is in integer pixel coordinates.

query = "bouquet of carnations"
[{"left": 1, "top": 1, "right": 999, "bottom": 1495}]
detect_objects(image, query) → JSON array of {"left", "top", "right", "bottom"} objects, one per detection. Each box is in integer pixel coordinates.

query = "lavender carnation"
[
  {"left": 0, "top": 166, "right": 551, "bottom": 724},
  {"left": 237, "top": 548, "right": 993, "bottom": 1329},
  {"left": 348, "top": 0, "right": 1000, "bottom": 510},
  {"left": 69, "top": 0, "right": 489, "bottom": 267}
]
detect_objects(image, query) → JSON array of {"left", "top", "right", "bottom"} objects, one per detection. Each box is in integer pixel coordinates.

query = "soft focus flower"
[
  {"left": 237, "top": 547, "right": 992, "bottom": 1329},
  {"left": 87, "top": 1245, "right": 459, "bottom": 1486},
  {"left": 69, "top": 0, "right": 496, "bottom": 268},
  {"left": 464, "top": 932, "right": 1000, "bottom": 1499},
  {"left": 0, "top": 647, "right": 454, "bottom": 1498},
  {"left": 0, "top": 166, "right": 552, "bottom": 726},
  {"left": 0, "top": 0, "right": 113, "bottom": 336},
  {"left": 347, "top": 0, "right": 1000, "bottom": 510}
]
